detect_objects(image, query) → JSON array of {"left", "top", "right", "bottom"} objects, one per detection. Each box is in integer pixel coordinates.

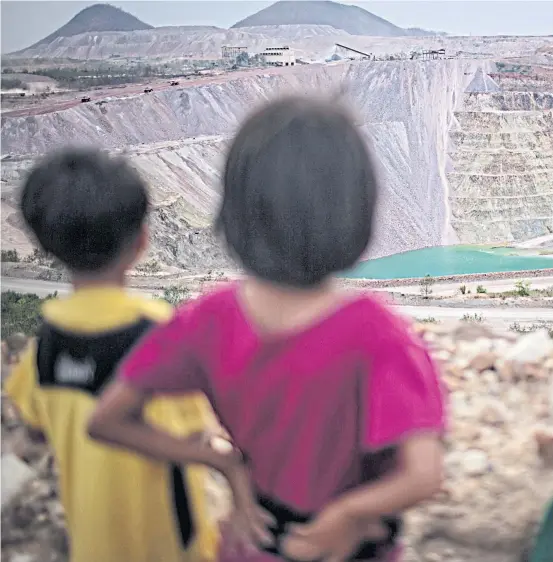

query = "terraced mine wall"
[
  {"left": 2, "top": 59, "right": 486, "bottom": 266},
  {"left": 4, "top": 64, "right": 553, "bottom": 261},
  {"left": 449, "top": 91, "right": 553, "bottom": 243}
]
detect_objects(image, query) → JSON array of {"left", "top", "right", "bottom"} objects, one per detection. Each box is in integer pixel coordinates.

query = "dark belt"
[{"left": 258, "top": 495, "right": 402, "bottom": 561}]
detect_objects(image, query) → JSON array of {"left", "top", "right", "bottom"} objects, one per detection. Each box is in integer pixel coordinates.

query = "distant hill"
[
  {"left": 21, "top": 4, "right": 153, "bottom": 51},
  {"left": 231, "top": 0, "right": 440, "bottom": 37}
]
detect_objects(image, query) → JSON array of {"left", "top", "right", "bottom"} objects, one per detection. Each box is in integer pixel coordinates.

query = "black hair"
[
  {"left": 20, "top": 148, "right": 148, "bottom": 273},
  {"left": 216, "top": 96, "right": 379, "bottom": 287}
]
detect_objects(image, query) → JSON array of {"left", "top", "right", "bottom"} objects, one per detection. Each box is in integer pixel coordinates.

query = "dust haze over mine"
[{"left": 1, "top": 0, "right": 552, "bottom": 275}]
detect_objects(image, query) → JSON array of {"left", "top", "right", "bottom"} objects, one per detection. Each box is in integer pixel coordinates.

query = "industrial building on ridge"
[
  {"left": 262, "top": 47, "right": 296, "bottom": 66},
  {"left": 222, "top": 46, "right": 248, "bottom": 59}
]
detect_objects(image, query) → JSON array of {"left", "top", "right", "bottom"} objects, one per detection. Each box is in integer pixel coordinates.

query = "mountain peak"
[
  {"left": 232, "top": 0, "right": 408, "bottom": 37},
  {"left": 22, "top": 3, "right": 152, "bottom": 51}
]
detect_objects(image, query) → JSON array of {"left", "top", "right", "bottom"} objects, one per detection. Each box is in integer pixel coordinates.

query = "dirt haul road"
[
  {"left": 3, "top": 276, "right": 553, "bottom": 329},
  {"left": 1, "top": 65, "right": 307, "bottom": 119}
]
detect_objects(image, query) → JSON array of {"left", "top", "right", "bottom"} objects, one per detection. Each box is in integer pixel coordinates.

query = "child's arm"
[
  {"left": 88, "top": 307, "right": 275, "bottom": 550},
  {"left": 282, "top": 433, "right": 442, "bottom": 561},
  {"left": 343, "top": 432, "right": 443, "bottom": 517},
  {"left": 89, "top": 379, "right": 242, "bottom": 472},
  {"left": 89, "top": 380, "right": 274, "bottom": 550}
]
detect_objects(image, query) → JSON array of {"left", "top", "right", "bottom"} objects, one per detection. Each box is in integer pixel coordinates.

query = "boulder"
[{"left": 1, "top": 454, "right": 36, "bottom": 509}]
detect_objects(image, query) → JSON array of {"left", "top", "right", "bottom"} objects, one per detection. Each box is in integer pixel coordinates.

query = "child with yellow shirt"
[{"left": 5, "top": 149, "right": 263, "bottom": 562}]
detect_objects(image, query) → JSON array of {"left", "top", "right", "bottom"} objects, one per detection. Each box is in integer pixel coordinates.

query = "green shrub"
[
  {"left": 24, "top": 248, "right": 63, "bottom": 269},
  {"left": 1, "top": 77, "right": 28, "bottom": 90},
  {"left": 476, "top": 285, "right": 487, "bottom": 294},
  {"left": 135, "top": 259, "right": 161, "bottom": 274},
  {"left": 1, "top": 249, "right": 20, "bottom": 263},
  {"left": 510, "top": 321, "right": 553, "bottom": 338},
  {"left": 461, "top": 313, "right": 484, "bottom": 323},
  {"left": 416, "top": 317, "right": 439, "bottom": 324},
  {"left": 159, "top": 286, "right": 190, "bottom": 306},
  {"left": 1, "top": 291, "right": 57, "bottom": 337},
  {"left": 538, "top": 286, "right": 553, "bottom": 297},
  {"left": 514, "top": 280, "right": 531, "bottom": 297}
]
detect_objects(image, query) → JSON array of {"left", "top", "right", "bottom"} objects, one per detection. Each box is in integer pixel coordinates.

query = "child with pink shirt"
[{"left": 89, "top": 97, "right": 446, "bottom": 562}]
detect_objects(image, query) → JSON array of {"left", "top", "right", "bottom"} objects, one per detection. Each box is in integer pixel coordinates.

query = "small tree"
[
  {"left": 459, "top": 285, "right": 467, "bottom": 295},
  {"left": 515, "top": 280, "right": 531, "bottom": 297},
  {"left": 419, "top": 275, "right": 435, "bottom": 299},
  {"left": 235, "top": 52, "right": 250, "bottom": 67}
]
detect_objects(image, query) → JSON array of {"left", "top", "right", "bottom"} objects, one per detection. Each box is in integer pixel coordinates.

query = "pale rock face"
[
  {"left": 449, "top": 90, "right": 553, "bottom": 243},
  {"left": 3, "top": 56, "right": 552, "bottom": 267},
  {"left": 6, "top": 28, "right": 552, "bottom": 62}
]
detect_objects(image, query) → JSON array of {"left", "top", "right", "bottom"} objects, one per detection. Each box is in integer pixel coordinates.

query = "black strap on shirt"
[
  {"left": 36, "top": 318, "right": 155, "bottom": 395},
  {"left": 35, "top": 318, "right": 196, "bottom": 548}
]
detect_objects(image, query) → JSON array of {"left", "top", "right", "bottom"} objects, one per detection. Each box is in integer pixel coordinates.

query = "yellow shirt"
[{"left": 5, "top": 287, "right": 219, "bottom": 562}]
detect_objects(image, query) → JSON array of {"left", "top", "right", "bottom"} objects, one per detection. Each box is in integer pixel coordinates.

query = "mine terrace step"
[
  {"left": 447, "top": 171, "right": 553, "bottom": 177},
  {"left": 451, "top": 192, "right": 553, "bottom": 199}
]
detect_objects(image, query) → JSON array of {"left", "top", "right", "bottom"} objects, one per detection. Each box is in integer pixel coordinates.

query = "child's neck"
[
  {"left": 240, "top": 277, "right": 342, "bottom": 334},
  {"left": 71, "top": 269, "right": 127, "bottom": 292},
  {"left": 246, "top": 277, "right": 335, "bottom": 303}
]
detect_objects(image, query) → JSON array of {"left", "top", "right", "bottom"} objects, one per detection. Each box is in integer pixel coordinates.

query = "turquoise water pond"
[{"left": 344, "top": 245, "right": 553, "bottom": 280}]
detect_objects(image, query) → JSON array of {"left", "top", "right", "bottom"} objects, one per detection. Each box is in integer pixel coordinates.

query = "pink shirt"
[{"left": 119, "top": 284, "right": 445, "bottom": 515}]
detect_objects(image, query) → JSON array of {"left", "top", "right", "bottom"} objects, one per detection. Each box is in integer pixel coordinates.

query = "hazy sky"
[{"left": 1, "top": 1, "right": 552, "bottom": 54}]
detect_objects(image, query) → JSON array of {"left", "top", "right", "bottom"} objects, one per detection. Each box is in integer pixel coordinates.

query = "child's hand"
[
  {"left": 208, "top": 435, "right": 276, "bottom": 554},
  {"left": 281, "top": 501, "right": 386, "bottom": 562},
  {"left": 222, "top": 463, "right": 276, "bottom": 555},
  {"left": 223, "top": 491, "right": 276, "bottom": 556}
]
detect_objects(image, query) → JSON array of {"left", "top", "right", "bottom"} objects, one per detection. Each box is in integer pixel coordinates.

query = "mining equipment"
[{"left": 335, "top": 43, "right": 373, "bottom": 60}]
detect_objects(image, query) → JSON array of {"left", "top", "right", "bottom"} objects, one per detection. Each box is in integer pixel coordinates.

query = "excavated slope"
[
  {"left": 449, "top": 92, "right": 553, "bottom": 242},
  {"left": 7, "top": 29, "right": 552, "bottom": 62},
  {"left": 1, "top": 59, "right": 482, "bottom": 265},
  {"left": 8, "top": 25, "right": 351, "bottom": 61}
]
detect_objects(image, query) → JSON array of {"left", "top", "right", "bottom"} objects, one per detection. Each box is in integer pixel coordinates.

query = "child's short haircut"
[
  {"left": 20, "top": 148, "right": 148, "bottom": 272},
  {"left": 216, "top": 96, "right": 379, "bottom": 287}
]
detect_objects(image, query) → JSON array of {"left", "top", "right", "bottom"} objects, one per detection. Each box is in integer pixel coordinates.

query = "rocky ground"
[{"left": 2, "top": 322, "right": 553, "bottom": 562}]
